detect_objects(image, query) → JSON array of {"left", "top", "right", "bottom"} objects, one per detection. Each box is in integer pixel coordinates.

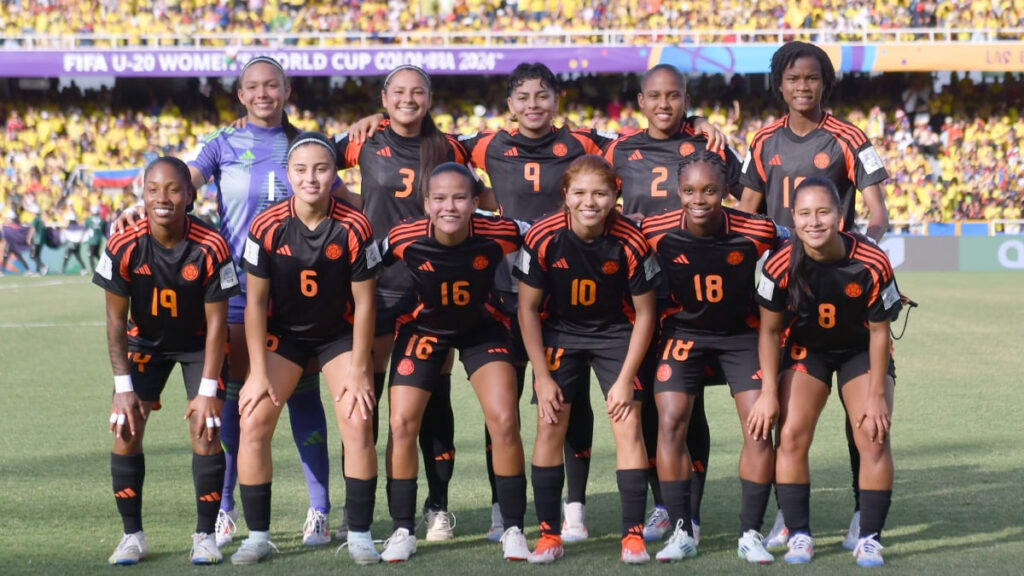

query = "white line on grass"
[
  {"left": 0, "top": 278, "right": 86, "bottom": 290},
  {"left": 0, "top": 321, "right": 104, "bottom": 328}
]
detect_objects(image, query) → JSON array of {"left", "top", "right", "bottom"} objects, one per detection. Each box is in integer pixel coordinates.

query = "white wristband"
[
  {"left": 114, "top": 374, "right": 134, "bottom": 394},
  {"left": 198, "top": 378, "right": 219, "bottom": 398}
]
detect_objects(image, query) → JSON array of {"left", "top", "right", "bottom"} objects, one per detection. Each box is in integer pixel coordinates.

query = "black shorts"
[
  {"left": 495, "top": 289, "right": 528, "bottom": 364},
  {"left": 127, "top": 349, "right": 225, "bottom": 403},
  {"left": 653, "top": 331, "right": 762, "bottom": 396},
  {"left": 267, "top": 332, "right": 353, "bottom": 369},
  {"left": 389, "top": 321, "right": 513, "bottom": 392},
  {"left": 782, "top": 343, "right": 896, "bottom": 392},
  {"left": 530, "top": 341, "right": 640, "bottom": 405},
  {"left": 376, "top": 290, "right": 418, "bottom": 337}
]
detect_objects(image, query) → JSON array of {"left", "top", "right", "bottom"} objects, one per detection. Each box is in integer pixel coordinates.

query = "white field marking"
[
  {"left": 0, "top": 321, "right": 104, "bottom": 328},
  {"left": 0, "top": 278, "right": 86, "bottom": 290}
]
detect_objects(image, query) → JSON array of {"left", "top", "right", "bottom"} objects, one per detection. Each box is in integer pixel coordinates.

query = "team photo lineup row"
[{"left": 95, "top": 41, "right": 902, "bottom": 569}]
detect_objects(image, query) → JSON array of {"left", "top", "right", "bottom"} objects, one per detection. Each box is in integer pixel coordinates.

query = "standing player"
[
  {"left": 232, "top": 133, "right": 381, "bottom": 565},
  {"left": 85, "top": 204, "right": 107, "bottom": 273},
  {"left": 750, "top": 177, "right": 899, "bottom": 566},
  {"left": 641, "top": 151, "right": 780, "bottom": 564},
  {"left": 738, "top": 41, "right": 890, "bottom": 550},
  {"left": 377, "top": 163, "right": 529, "bottom": 563},
  {"left": 95, "top": 157, "right": 238, "bottom": 565},
  {"left": 515, "top": 156, "right": 658, "bottom": 565}
]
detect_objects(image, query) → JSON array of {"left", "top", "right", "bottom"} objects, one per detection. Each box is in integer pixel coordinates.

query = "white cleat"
[
  {"left": 230, "top": 534, "right": 278, "bottom": 565},
  {"left": 214, "top": 508, "right": 237, "bottom": 547},
  {"left": 737, "top": 530, "right": 774, "bottom": 564},
  {"left": 560, "top": 501, "right": 589, "bottom": 542},
  {"left": 302, "top": 507, "right": 331, "bottom": 546},
  {"left": 486, "top": 503, "right": 504, "bottom": 542},
  {"left": 853, "top": 533, "right": 885, "bottom": 567},
  {"left": 784, "top": 533, "right": 815, "bottom": 564},
  {"left": 380, "top": 527, "right": 417, "bottom": 563},
  {"left": 765, "top": 509, "right": 790, "bottom": 550},
  {"left": 108, "top": 531, "right": 148, "bottom": 565},
  {"left": 500, "top": 526, "right": 530, "bottom": 561},
  {"left": 843, "top": 510, "right": 862, "bottom": 551},
  {"left": 190, "top": 532, "right": 223, "bottom": 565},
  {"left": 422, "top": 505, "right": 455, "bottom": 541},
  {"left": 346, "top": 530, "right": 381, "bottom": 565},
  {"left": 655, "top": 520, "right": 698, "bottom": 563},
  {"left": 643, "top": 506, "right": 671, "bottom": 541}
]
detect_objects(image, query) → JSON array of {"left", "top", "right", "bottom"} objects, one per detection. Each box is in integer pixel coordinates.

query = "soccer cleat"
[
  {"left": 380, "top": 528, "right": 417, "bottom": 563},
  {"left": 621, "top": 533, "right": 650, "bottom": 564},
  {"left": 335, "top": 506, "right": 349, "bottom": 540},
  {"left": 302, "top": 507, "right": 331, "bottom": 546},
  {"left": 853, "top": 534, "right": 884, "bottom": 567},
  {"left": 527, "top": 533, "right": 564, "bottom": 564},
  {"left": 643, "top": 506, "right": 671, "bottom": 541},
  {"left": 737, "top": 530, "right": 774, "bottom": 564},
  {"left": 190, "top": 532, "right": 223, "bottom": 565},
  {"left": 560, "top": 501, "right": 589, "bottom": 542},
  {"left": 500, "top": 526, "right": 530, "bottom": 561},
  {"left": 486, "top": 502, "right": 504, "bottom": 542},
  {"left": 655, "top": 520, "right": 698, "bottom": 563},
  {"left": 422, "top": 502, "right": 455, "bottom": 541},
  {"left": 843, "top": 510, "right": 862, "bottom": 551},
  {"left": 765, "top": 509, "right": 789, "bottom": 550},
  {"left": 108, "top": 531, "right": 148, "bottom": 565},
  {"left": 230, "top": 535, "right": 278, "bottom": 565},
  {"left": 346, "top": 530, "right": 381, "bottom": 565},
  {"left": 784, "top": 533, "right": 815, "bottom": 564},
  {"left": 214, "top": 508, "right": 237, "bottom": 547}
]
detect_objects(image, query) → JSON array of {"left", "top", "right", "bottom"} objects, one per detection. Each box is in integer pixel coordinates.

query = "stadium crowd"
[{"left": 1, "top": 0, "right": 1021, "bottom": 45}]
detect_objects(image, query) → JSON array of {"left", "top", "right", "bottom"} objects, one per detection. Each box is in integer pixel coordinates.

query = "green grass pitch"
[{"left": 1, "top": 272, "right": 1022, "bottom": 575}]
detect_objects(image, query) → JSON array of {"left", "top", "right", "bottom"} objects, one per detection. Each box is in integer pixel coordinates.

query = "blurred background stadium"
[{"left": 2, "top": 0, "right": 1023, "bottom": 274}]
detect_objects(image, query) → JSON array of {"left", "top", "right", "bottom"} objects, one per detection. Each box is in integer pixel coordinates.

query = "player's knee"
[
  {"left": 776, "top": 424, "right": 812, "bottom": 457},
  {"left": 486, "top": 411, "right": 519, "bottom": 447}
]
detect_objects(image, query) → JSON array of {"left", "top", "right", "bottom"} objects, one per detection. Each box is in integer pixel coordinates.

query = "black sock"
[
  {"left": 111, "top": 453, "right": 145, "bottom": 534},
  {"left": 687, "top": 394, "right": 710, "bottom": 524},
  {"left": 738, "top": 479, "right": 772, "bottom": 534},
  {"left": 514, "top": 364, "right": 527, "bottom": 400},
  {"left": 372, "top": 373, "right": 386, "bottom": 444},
  {"left": 776, "top": 483, "right": 811, "bottom": 535},
  {"left": 617, "top": 469, "right": 647, "bottom": 538},
  {"left": 641, "top": 391, "right": 662, "bottom": 505},
  {"left": 239, "top": 483, "right": 272, "bottom": 532},
  {"left": 345, "top": 476, "right": 377, "bottom": 533},
  {"left": 485, "top": 431, "right": 498, "bottom": 504},
  {"left": 845, "top": 415, "right": 861, "bottom": 512},
  {"left": 858, "top": 489, "right": 892, "bottom": 541},
  {"left": 421, "top": 374, "right": 455, "bottom": 511},
  {"left": 495, "top": 474, "right": 527, "bottom": 530},
  {"left": 193, "top": 452, "right": 225, "bottom": 534},
  {"left": 563, "top": 397, "right": 593, "bottom": 505},
  {"left": 661, "top": 479, "right": 693, "bottom": 536},
  {"left": 531, "top": 465, "right": 564, "bottom": 536},
  {"left": 386, "top": 478, "right": 417, "bottom": 531}
]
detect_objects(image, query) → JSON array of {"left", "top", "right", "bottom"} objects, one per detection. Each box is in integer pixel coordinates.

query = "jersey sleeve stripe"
[
  {"left": 470, "top": 131, "right": 499, "bottom": 174},
  {"left": 823, "top": 115, "right": 868, "bottom": 147},
  {"left": 763, "top": 244, "right": 793, "bottom": 278},
  {"left": 250, "top": 203, "right": 290, "bottom": 239},
  {"left": 106, "top": 226, "right": 147, "bottom": 255},
  {"left": 187, "top": 224, "right": 231, "bottom": 262},
  {"left": 445, "top": 134, "right": 468, "bottom": 164},
  {"left": 343, "top": 136, "right": 363, "bottom": 168},
  {"left": 118, "top": 243, "right": 136, "bottom": 282},
  {"left": 570, "top": 130, "right": 604, "bottom": 155},
  {"left": 611, "top": 219, "right": 650, "bottom": 256},
  {"left": 332, "top": 203, "right": 373, "bottom": 241}
]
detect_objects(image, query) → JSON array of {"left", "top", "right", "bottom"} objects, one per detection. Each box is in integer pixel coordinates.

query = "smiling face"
[
  {"left": 143, "top": 161, "right": 192, "bottom": 229},
  {"left": 425, "top": 170, "right": 478, "bottom": 246},
  {"left": 564, "top": 171, "right": 617, "bottom": 241},
  {"left": 286, "top": 143, "right": 336, "bottom": 211},
  {"left": 780, "top": 56, "right": 824, "bottom": 116},
  {"left": 792, "top": 184, "right": 841, "bottom": 254},
  {"left": 506, "top": 77, "right": 558, "bottom": 139},
  {"left": 382, "top": 69, "right": 431, "bottom": 136},
  {"left": 237, "top": 61, "right": 290, "bottom": 128},
  {"left": 677, "top": 161, "right": 725, "bottom": 234},
  {"left": 638, "top": 68, "right": 688, "bottom": 139}
]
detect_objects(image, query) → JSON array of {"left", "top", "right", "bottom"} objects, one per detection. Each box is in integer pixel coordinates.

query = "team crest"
[
  {"left": 325, "top": 243, "right": 342, "bottom": 260},
  {"left": 602, "top": 260, "right": 619, "bottom": 275},
  {"left": 397, "top": 358, "right": 415, "bottom": 376},
  {"left": 727, "top": 251, "right": 744, "bottom": 265},
  {"left": 679, "top": 142, "right": 696, "bottom": 157},
  {"left": 552, "top": 143, "right": 568, "bottom": 157},
  {"left": 181, "top": 263, "right": 199, "bottom": 282},
  {"left": 845, "top": 282, "right": 863, "bottom": 298},
  {"left": 473, "top": 255, "right": 489, "bottom": 270},
  {"left": 813, "top": 152, "right": 830, "bottom": 169},
  {"left": 656, "top": 364, "right": 672, "bottom": 382}
]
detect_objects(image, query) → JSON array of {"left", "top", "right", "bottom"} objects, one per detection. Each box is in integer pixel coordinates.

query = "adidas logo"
[
  {"left": 504, "top": 147, "right": 519, "bottom": 157},
  {"left": 114, "top": 488, "right": 138, "bottom": 499},
  {"left": 628, "top": 149, "right": 644, "bottom": 161},
  {"left": 418, "top": 261, "right": 435, "bottom": 272},
  {"left": 134, "top": 264, "right": 151, "bottom": 275},
  {"left": 303, "top": 431, "right": 326, "bottom": 447},
  {"left": 198, "top": 491, "right": 221, "bottom": 503},
  {"left": 376, "top": 146, "right": 393, "bottom": 157},
  {"left": 276, "top": 244, "right": 292, "bottom": 256},
  {"left": 240, "top": 149, "right": 255, "bottom": 162},
  {"left": 769, "top": 154, "right": 782, "bottom": 166},
  {"left": 552, "top": 258, "right": 569, "bottom": 269},
  {"left": 674, "top": 253, "right": 690, "bottom": 264}
]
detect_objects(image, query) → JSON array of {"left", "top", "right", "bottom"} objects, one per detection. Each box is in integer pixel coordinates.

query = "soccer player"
[
  {"left": 641, "top": 151, "right": 781, "bottom": 564},
  {"left": 232, "top": 132, "right": 381, "bottom": 565},
  {"left": 750, "top": 177, "right": 900, "bottom": 567},
  {"left": 85, "top": 204, "right": 107, "bottom": 273},
  {"left": 377, "top": 163, "right": 529, "bottom": 563},
  {"left": 94, "top": 156, "right": 239, "bottom": 566},
  {"left": 738, "top": 41, "right": 890, "bottom": 549},
  {"left": 515, "top": 155, "right": 658, "bottom": 565}
]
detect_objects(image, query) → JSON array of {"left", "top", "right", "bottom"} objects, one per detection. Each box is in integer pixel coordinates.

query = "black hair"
[
  {"left": 287, "top": 131, "right": 337, "bottom": 166},
  {"left": 641, "top": 64, "right": 687, "bottom": 93},
  {"left": 236, "top": 56, "right": 299, "bottom": 141},
  {"left": 428, "top": 162, "right": 482, "bottom": 197},
  {"left": 144, "top": 156, "right": 196, "bottom": 212},
  {"left": 786, "top": 176, "right": 841, "bottom": 312},
  {"left": 506, "top": 62, "right": 560, "bottom": 98},
  {"left": 676, "top": 148, "right": 728, "bottom": 183},
  {"left": 769, "top": 41, "right": 836, "bottom": 109},
  {"left": 382, "top": 66, "right": 449, "bottom": 201}
]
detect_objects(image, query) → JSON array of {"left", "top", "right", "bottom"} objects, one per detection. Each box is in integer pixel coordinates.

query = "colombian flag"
[{"left": 93, "top": 168, "right": 140, "bottom": 188}]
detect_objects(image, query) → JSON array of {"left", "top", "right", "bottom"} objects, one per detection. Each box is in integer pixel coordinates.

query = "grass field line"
[
  {"left": 0, "top": 320, "right": 105, "bottom": 328},
  {"left": 0, "top": 278, "right": 85, "bottom": 290}
]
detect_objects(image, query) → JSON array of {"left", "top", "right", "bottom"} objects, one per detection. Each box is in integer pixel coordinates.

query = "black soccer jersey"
[
  {"left": 756, "top": 231, "right": 902, "bottom": 351},
  {"left": 382, "top": 213, "right": 523, "bottom": 337},
  {"left": 333, "top": 121, "right": 467, "bottom": 295},
  {"left": 93, "top": 216, "right": 240, "bottom": 354},
  {"left": 605, "top": 122, "right": 743, "bottom": 216},
  {"left": 642, "top": 207, "right": 778, "bottom": 335},
  {"left": 459, "top": 125, "right": 615, "bottom": 222},
  {"left": 243, "top": 196, "right": 379, "bottom": 341},
  {"left": 513, "top": 211, "right": 659, "bottom": 348},
  {"left": 740, "top": 112, "right": 889, "bottom": 230}
]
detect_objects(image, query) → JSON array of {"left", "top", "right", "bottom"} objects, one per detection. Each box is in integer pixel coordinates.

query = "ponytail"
[
  {"left": 418, "top": 112, "right": 451, "bottom": 199},
  {"left": 786, "top": 235, "right": 813, "bottom": 313},
  {"left": 281, "top": 110, "right": 300, "bottom": 142}
]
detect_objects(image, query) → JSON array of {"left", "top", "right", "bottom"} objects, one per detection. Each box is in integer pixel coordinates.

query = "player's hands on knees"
[
  {"left": 746, "top": 392, "right": 779, "bottom": 442},
  {"left": 340, "top": 367, "right": 376, "bottom": 421},
  {"left": 111, "top": 205, "right": 144, "bottom": 235},
  {"left": 186, "top": 396, "right": 224, "bottom": 442},
  {"left": 110, "top": 392, "right": 146, "bottom": 439},
  {"left": 606, "top": 378, "right": 635, "bottom": 423},
  {"left": 857, "top": 395, "right": 891, "bottom": 444},
  {"left": 534, "top": 375, "right": 564, "bottom": 425},
  {"left": 348, "top": 114, "right": 385, "bottom": 144},
  {"left": 239, "top": 373, "right": 278, "bottom": 420},
  {"left": 692, "top": 117, "right": 727, "bottom": 152}
]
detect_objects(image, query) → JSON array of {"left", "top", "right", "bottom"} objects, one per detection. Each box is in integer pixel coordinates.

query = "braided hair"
[{"left": 769, "top": 41, "right": 836, "bottom": 109}]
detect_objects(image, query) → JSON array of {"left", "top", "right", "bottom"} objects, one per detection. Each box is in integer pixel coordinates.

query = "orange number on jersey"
[
  {"left": 440, "top": 280, "right": 471, "bottom": 306},
  {"left": 693, "top": 274, "right": 724, "bottom": 303},
  {"left": 650, "top": 166, "right": 669, "bottom": 197},
  {"left": 396, "top": 168, "right": 416, "bottom": 198},
  {"left": 661, "top": 338, "right": 694, "bottom": 362},
  {"left": 545, "top": 347, "right": 564, "bottom": 371},
  {"left": 818, "top": 302, "right": 836, "bottom": 329},
  {"left": 524, "top": 162, "right": 541, "bottom": 192},
  {"left": 404, "top": 334, "right": 438, "bottom": 360},
  {"left": 782, "top": 176, "right": 806, "bottom": 209},
  {"left": 150, "top": 287, "right": 178, "bottom": 318},
  {"left": 300, "top": 269, "right": 318, "bottom": 298},
  {"left": 570, "top": 278, "right": 597, "bottom": 306}
]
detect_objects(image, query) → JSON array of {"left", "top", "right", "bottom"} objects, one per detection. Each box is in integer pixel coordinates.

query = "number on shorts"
[
  {"left": 404, "top": 334, "right": 438, "bottom": 360},
  {"left": 545, "top": 347, "right": 564, "bottom": 371},
  {"left": 661, "top": 338, "right": 694, "bottom": 362},
  {"left": 131, "top": 352, "right": 152, "bottom": 373}
]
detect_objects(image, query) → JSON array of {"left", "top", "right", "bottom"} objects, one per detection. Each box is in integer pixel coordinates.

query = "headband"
[
  {"left": 384, "top": 65, "right": 431, "bottom": 89},
  {"left": 241, "top": 55, "right": 286, "bottom": 77},
  {"left": 287, "top": 132, "right": 337, "bottom": 163}
]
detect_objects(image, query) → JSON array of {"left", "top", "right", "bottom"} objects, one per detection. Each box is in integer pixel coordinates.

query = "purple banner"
[{"left": 0, "top": 47, "right": 651, "bottom": 77}]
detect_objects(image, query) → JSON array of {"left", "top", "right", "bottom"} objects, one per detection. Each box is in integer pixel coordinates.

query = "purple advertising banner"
[{"left": 0, "top": 47, "right": 652, "bottom": 77}]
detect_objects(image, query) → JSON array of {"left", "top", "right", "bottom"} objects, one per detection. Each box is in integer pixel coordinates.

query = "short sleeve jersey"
[
  {"left": 756, "top": 232, "right": 902, "bottom": 351},
  {"left": 642, "top": 207, "right": 778, "bottom": 335},
  {"left": 92, "top": 216, "right": 240, "bottom": 354},
  {"left": 189, "top": 124, "right": 291, "bottom": 294},
  {"left": 605, "top": 122, "right": 743, "bottom": 216},
  {"left": 243, "top": 197, "right": 379, "bottom": 342},
  {"left": 514, "top": 211, "right": 659, "bottom": 348},
  {"left": 740, "top": 112, "right": 889, "bottom": 229},
  {"left": 382, "top": 214, "right": 522, "bottom": 337},
  {"left": 333, "top": 122, "right": 467, "bottom": 296}
]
